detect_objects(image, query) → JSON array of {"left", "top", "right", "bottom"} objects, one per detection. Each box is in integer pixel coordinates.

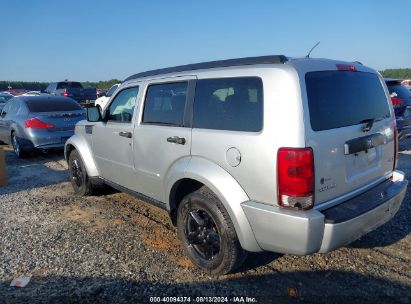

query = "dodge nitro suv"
[{"left": 65, "top": 55, "right": 407, "bottom": 274}]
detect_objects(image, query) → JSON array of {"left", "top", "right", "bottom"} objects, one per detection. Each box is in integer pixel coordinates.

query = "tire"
[
  {"left": 177, "top": 187, "right": 247, "bottom": 275},
  {"left": 11, "top": 132, "right": 26, "bottom": 158},
  {"left": 68, "top": 149, "right": 93, "bottom": 196}
]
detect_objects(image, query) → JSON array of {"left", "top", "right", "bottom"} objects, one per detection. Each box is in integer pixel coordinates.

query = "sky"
[{"left": 1, "top": 0, "right": 410, "bottom": 82}]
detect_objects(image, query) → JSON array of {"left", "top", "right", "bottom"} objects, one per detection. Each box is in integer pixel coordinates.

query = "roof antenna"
[{"left": 306, "top": 41, "right": 320, "bottom": 58}]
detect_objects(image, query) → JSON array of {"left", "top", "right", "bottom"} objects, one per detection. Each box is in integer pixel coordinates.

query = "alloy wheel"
[
  {"left": 11, "top": 134, "right": 20, "bottom": 156},
  {"left": 71, "top": 158, "right": 83, "bottom": 187},
  {"left": 185, "top": 209, "right": 221, "bottom": 260}
]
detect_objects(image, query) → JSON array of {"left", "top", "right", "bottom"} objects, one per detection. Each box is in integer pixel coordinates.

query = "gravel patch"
[{"left": 0, "top": 145, "right": 410, "bottom": 303}]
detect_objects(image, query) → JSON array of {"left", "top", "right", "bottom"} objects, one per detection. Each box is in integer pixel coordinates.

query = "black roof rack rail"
[{"left": 124, "top": 55, "right": 288, "bottom": 81}]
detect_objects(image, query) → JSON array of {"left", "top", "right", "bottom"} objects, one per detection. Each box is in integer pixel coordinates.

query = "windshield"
[{"left": 305, "top": 71, "right": 390, "bottom": 131}]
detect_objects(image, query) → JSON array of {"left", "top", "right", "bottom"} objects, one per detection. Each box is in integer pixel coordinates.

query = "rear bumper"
[
  {"left": 242, "top": 170, "right": 407, "bottom": 255},
  {"left": 19, "top": 137, "right": 66, "bottom": 151},
  {"left": 22, "top": 129, "right": 74, "bottom": 150}
]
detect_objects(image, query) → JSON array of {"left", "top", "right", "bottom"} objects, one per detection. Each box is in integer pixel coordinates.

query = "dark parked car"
[
  {"left": 0, "top": 96, "right": 85, "bottom": 157},
  {"left": 44, "top": 81, "right": 97, "bottom": 104},
  {"left": 385, "top": 78, "right": 411, "bottom": 139}
]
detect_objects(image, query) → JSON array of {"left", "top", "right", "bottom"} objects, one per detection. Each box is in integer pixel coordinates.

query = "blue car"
[
  {"left": 0, "top": 95, "right": 85, "bottom": 157},
  {"left": 385, "top": 78, "right": 411, "bottom": 140}
]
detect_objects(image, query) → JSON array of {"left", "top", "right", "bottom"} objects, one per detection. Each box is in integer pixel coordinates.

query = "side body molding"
[
  {"left": 165, "top": 156, "right": 262, "bottom": 252},
  {"left": 64, "top": 133, "right": 100, "bottom": 177}
]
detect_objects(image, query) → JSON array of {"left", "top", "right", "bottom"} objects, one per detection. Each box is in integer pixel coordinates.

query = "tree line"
[
  {"left": 0, "top": 79, "right": 121, "bottom": 91},
  {"left": 380, "top": 69, "right": 411, "bottom": 80},
  {"left": 1, "top": 68, "right": 411, "bottom": 91}
]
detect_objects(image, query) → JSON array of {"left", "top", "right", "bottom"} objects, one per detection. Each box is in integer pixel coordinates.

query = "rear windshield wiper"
[{"left": 360, "top": 118, "right": 375, "bottom": 132}]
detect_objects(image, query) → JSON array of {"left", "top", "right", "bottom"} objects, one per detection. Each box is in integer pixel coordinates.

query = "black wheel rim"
[
  {"left": 185, "top": 209, "right": 221, "bottom": 261},
  {"left": 71, "top": 158, "right": 83, "bottom": 187},
  {"left": 11, "top": 135, "right": 20, "bottom": 156}
]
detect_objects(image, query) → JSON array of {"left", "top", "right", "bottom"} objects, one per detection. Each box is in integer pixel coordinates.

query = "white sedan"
[{"left": 94, "top": 84, "right": 120, "bottom": 111}]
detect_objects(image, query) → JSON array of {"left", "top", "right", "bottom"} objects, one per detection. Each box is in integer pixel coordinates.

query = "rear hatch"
[{"left": 303, "top": 67, "right": 395, "bottom": 207}]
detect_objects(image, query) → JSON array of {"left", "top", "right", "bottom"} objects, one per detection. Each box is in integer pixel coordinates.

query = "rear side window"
[
  {"left": 306, "top": 71, "right": 390, "bottom": 131},
  {"left": 387, "top": 84, "right": 411, "bottom": 99},
  {"left": 26, "top": 99, "right": 83, "bottom": 112},
  {"left": 143, "top": 82, "right": 188, "bottom": 126},
  {"left": 17, "top": 101, "right": 28, "bottom": 115},
  {"left": 193, "top": 77, "right": 263, "bottom": 132},
  {"left": 7, "top": 100, "right": 20, "bottom": 115}
]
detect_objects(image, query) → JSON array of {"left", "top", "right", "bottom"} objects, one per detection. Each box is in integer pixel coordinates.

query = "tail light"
[
  {"left": 277, "top": 148, "right": 314, "bottom": 210},
  {"left": 63, "top": 89, "right": 68, "bottom": 97},
  {"left": 393, "top": 127, "right": 398, "bottom": 170},
  {"left": 25, "top": 118, "right": 54, "bottom": 129},
  {"left": 391, "top": 97, "right": 404, "bottom": 108}
]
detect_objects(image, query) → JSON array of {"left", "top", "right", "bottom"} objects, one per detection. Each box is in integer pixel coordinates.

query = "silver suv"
[{"left": 65, "top": 55, "right": 408, "bottom": 274}]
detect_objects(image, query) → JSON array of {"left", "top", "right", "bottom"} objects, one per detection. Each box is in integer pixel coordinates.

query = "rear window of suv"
[
  {"left": 56, "top": 82, "right": 83, "bottom": 89},
  {"left": 305, "top": 71, "right": 390, "bottom": 131}
]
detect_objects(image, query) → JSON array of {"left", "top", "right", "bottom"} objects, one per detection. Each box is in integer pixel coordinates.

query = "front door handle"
[
  {"left": 119, "top": 131, "right": 132, "bottom": 138},
  {"left": 167, "top": 136, "right": 186, "bottom": 145}
]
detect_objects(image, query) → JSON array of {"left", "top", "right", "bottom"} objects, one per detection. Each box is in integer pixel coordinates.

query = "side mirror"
[
  {"left": 87, "top": 106, "right": 102, "bottom": 122},
  {"left": 1, "top": 111, "right": 6, "bottom": 118}
]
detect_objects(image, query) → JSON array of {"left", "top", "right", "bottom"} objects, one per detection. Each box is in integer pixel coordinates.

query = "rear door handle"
[
  {"left": 167, "top": 136, "right": 186, "bottom": 145},
  {"left": 119, "top": 131, "right": 132, "bottom": 138}
]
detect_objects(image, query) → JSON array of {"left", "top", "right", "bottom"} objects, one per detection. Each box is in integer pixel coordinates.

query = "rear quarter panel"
[{"left": 191, "top": 65, "right": 305, "bottom": 205}]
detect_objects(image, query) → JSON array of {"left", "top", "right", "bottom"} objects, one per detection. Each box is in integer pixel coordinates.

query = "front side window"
[
  {"left": 193, "top": 77, "right": 263, "bottom": 132},
  {"left": 107, "top": 87, "right": 139, "bottom": 123},
  {"left": 142, "top": 82, "right": 188, "bottom": 126}
]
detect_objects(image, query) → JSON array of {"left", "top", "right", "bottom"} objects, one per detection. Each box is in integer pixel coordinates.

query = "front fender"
[
  {"left": 165, "top": 156, "right": 262, "bottom": 252},
  {"left": 64, "top": 133, "right": 99, "bottom": 177}
]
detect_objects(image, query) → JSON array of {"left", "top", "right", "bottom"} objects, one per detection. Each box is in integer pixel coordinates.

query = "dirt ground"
[{"left": 0, "top": 143, "right": 410, "bottom": 303}]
